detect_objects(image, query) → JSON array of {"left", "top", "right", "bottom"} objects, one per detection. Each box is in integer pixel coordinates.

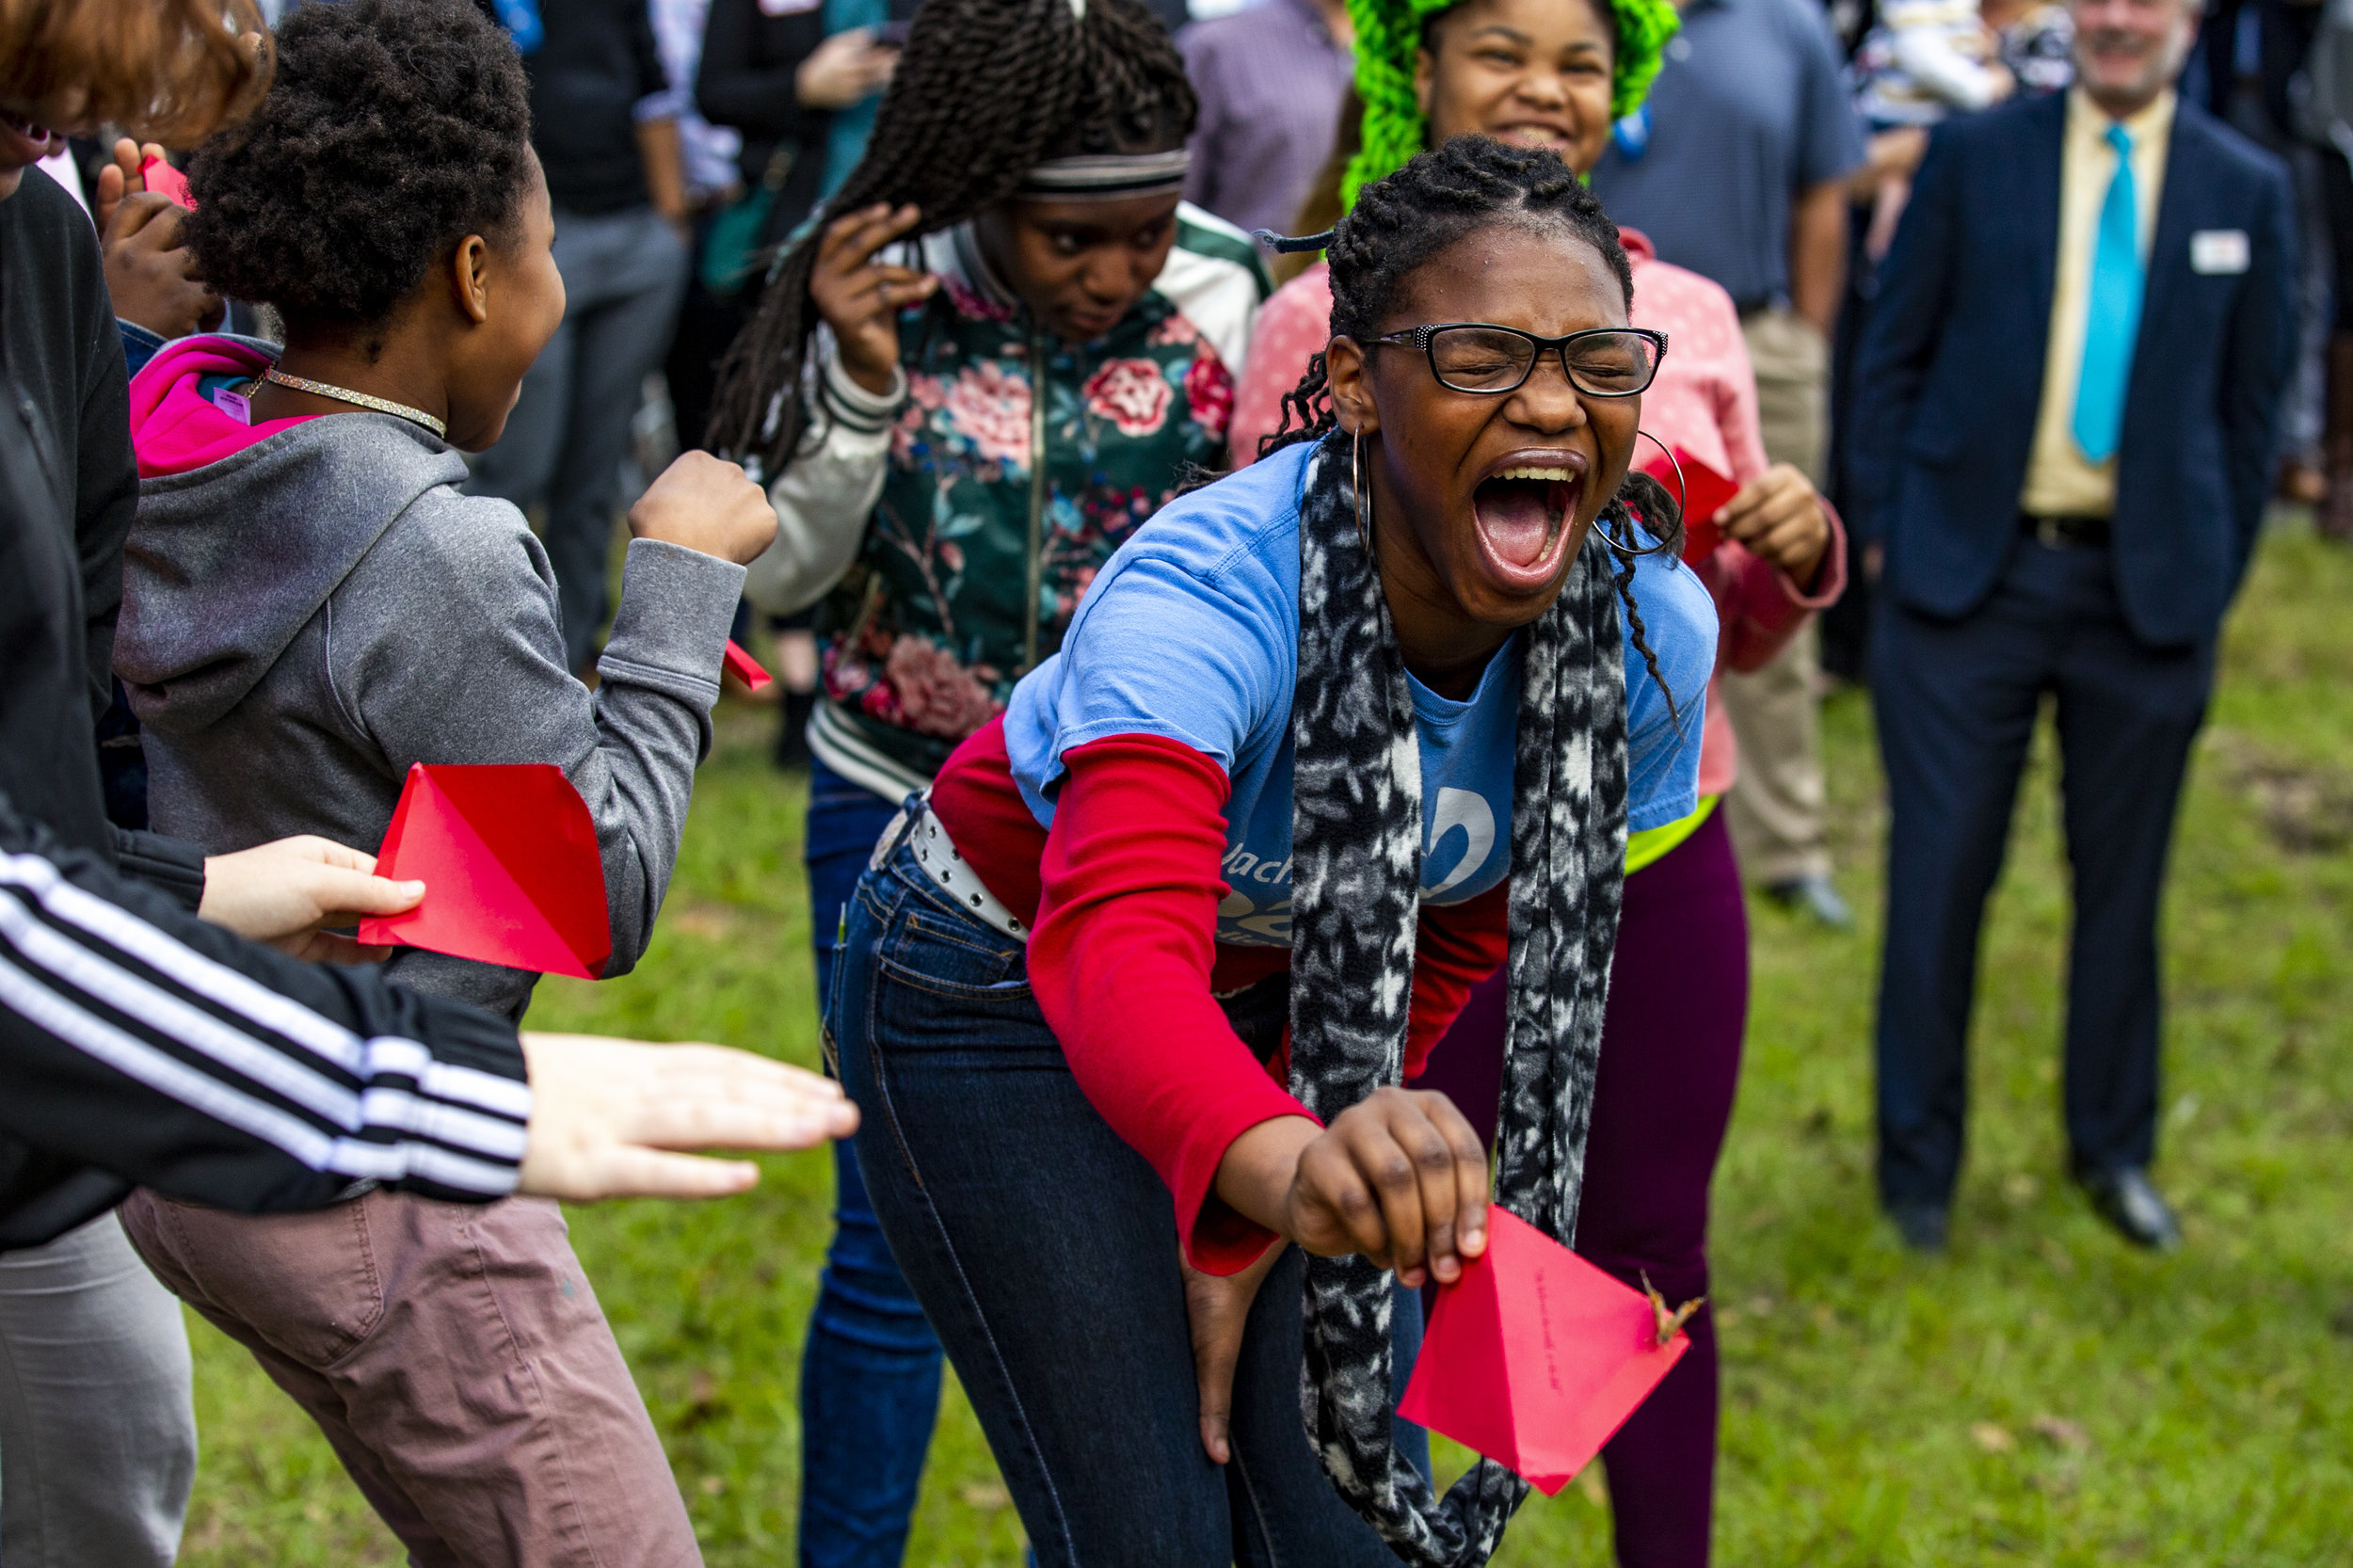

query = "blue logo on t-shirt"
[{"left": 1208, "top": 644, "right": 1521, "bottom": 947}]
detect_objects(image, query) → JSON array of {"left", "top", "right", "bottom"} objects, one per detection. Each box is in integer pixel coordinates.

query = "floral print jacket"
[{"left": 745, "top": 206, "right": 1269, "bottom": 797}]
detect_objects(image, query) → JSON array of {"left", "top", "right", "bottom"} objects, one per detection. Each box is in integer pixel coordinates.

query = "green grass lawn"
[{"left": 177, "top": 522, "right": 2353, "bottom": 1566}]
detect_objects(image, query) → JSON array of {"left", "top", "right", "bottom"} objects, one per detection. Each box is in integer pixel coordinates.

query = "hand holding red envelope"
[
  {"left": 1396, "top": 1207, "right": 1691, "bottom": 1495},
  {"left": 357, "top": 763, "right": 612, "bottom": 979},
  {"left": 1638, "top": 446, "right": 1740, "bottom": 567}
]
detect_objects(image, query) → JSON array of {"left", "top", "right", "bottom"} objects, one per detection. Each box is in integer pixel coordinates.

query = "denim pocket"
[{"left": 875, "top": 903, "right": 1031, "bottom": 1000}]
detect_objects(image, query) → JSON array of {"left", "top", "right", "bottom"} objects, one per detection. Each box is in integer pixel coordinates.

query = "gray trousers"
[
  {"left": 467, "top": 204, "right": 687, "bottom": 672},
  {"left": 0, "top": 1211, "right": 195, "bottom": 1568}
]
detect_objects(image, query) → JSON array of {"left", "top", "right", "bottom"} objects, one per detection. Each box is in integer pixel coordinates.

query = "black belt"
[{"left": 2021, "top": 512, "right": 2110, "bottom": 549}]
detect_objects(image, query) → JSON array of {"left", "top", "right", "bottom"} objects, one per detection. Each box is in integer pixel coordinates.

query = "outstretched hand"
[
  {"left": 197, "top": 834, "right": 424, "bottom": 963},
  {"left": 515, "top": 1033, "right": 859, "bottom": 1200}
]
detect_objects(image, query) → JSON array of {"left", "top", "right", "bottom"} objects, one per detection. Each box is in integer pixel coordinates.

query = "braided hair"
[
  {"left": 1266, "top": 135, "right": 1687, "bottom": 722},
  {"left": 705, "top": 0, "right": 1195, "bottom": 477}
]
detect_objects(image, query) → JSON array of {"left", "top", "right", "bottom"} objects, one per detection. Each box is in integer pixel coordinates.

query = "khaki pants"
[{"left": 1722, "top": 309, "right": 1833, "bottom": 885}]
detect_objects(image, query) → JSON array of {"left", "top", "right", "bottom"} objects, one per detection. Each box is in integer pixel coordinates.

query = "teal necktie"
[{"left": 2072, "top": 123, "right": 2142, "bottom": 464}]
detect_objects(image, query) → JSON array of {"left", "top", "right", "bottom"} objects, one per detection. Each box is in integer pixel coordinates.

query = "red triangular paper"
[
  {"left": 1639, "top": 446, "right": 1741, "bottom": 567},
  {"left": 357, "top": 763, "right": 611, "bottom": 979},
  {"left": 1397, "top": 1207, "right": 1689, "bottom": 1495},
  {"left": 723, "top": 638, "right": 773, "bottom": 691}
]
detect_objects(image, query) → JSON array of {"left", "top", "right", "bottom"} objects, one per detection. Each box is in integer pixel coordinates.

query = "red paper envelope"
[
  {"left": 356, "top": 763, "right": 611, "bottom": 979},
  {"left": 138, "top": 152, "right": 194, "bottom": 209},
  {"left": 723, "top": 638, "right": 773, "bottom": 692},
  {"left": 1396, "top": 1207, "right": 1689, "bottom": 1495},
  {"left": 1638, "top": 447, "right": 1739, "bottom": 567}
]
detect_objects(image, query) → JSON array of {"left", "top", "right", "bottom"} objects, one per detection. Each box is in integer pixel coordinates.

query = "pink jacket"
[{"left": 1227, "top": 232, "right": 1844, "bottom": 797}]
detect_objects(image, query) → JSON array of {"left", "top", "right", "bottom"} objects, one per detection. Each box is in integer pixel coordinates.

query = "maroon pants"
[{"left": 1413, "top": 808, "right": 1748, "bottom": 1568}]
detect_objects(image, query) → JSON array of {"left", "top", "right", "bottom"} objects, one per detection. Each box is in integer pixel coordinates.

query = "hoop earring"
[
  {"left": 1351, "top": 426, "right": 1372, "bottom": 552},
  {"left": 1632, "top": 429, "right": 1686, "bottom": 516},
  {"left": 1595, "top": 429, "right": 1682, "bottom": 554}
]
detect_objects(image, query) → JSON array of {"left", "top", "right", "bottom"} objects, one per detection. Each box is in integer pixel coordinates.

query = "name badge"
[{"left": 2190, "top": 230, "right": 2250, "bottom": 276}]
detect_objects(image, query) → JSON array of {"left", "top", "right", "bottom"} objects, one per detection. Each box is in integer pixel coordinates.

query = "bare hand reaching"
[
  {"left": 808, "top": 202, "right": 936, "bottom": 395},
  {"left": 515, "top": 1033, "right": 859, "bottom": 1199},
  {"left": 197, "top": 835, "right": 424, "bottom": 963}
]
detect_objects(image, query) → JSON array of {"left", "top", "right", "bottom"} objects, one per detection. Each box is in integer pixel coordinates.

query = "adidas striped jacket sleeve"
[{"left": 0, "top": 794, "right": 531, "bottom": 1249}]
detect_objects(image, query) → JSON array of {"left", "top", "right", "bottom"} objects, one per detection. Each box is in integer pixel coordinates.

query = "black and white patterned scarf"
[{"left": 1287, "top": 433, "right": 1630, "bottom": 1566}]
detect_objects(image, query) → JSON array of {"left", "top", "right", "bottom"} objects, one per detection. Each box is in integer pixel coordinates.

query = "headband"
[
  {"left": 1015, "top": 149, "right": 1192, "bottom": 201},
  {"left": 1340, "top": 0, "right": 1681, "bottom": 210}
]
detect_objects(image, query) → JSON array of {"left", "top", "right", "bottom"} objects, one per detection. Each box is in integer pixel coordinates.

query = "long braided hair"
[
  {"left": 704, "top": 0, "right": 1195, "bottom": 478},
  {"left": 1265, "top": 135, "right": 1687, "bottom": 721}
]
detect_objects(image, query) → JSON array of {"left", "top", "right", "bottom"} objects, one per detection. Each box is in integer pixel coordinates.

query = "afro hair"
[{"left": 183, "top": 0, "right": 535, "bottom": 334}]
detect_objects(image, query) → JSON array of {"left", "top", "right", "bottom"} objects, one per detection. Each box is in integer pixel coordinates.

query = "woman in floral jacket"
[
  {"left": 703, "top": 0, "right": 1266, "bottom": 1558},
  {"left": 751, "top": 213, "right": 1262, "bottom": 794}
]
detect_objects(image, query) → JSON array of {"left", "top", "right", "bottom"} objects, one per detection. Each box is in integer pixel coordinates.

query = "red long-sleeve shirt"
[{"left": 928, "top": 720, "right": 1508, "bottom": 1272}]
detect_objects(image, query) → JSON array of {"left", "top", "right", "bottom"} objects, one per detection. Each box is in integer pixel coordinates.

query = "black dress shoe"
[
  {"left": 2076, "top": 1165, "right": 2182, "bottom": 1251},
  {"left": 1886, "top": 1200, "right": 1949, "bottom": 1254}
]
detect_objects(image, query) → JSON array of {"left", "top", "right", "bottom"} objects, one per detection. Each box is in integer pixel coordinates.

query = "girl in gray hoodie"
[{"left": 109, "top": 4, "right": 776, "bottom": 1561}]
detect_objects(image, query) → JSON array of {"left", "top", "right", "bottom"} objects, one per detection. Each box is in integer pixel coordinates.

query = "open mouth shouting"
[{"left": 1470, "top": 454, "right": 1586, "bottom": 593}]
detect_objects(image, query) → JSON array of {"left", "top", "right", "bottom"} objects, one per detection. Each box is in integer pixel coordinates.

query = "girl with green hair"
[{"left": 1231, "top": 3, "right": 1848, "bottom": 1563}]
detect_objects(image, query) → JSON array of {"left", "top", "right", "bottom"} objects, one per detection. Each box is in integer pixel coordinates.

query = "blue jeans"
[
  {"left": 831, "top": 821, "right": 1429, "bottom": 1567},
  {"left": 800, "top": 760, "right": 943, "bottom": 1568}
]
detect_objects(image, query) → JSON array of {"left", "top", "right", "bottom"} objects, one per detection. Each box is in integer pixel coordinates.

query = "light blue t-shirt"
[{"left": 1002, "top": 440, "right": 1717, "bottom": 948}]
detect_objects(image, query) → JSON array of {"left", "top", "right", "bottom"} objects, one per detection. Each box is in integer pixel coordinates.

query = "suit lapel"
[
  {"left": 2022, "top": 92, "right": 2068, "bottom": 342},
  {"left": 2136, "top": 106, "right": 2212, "bottom": 370}
]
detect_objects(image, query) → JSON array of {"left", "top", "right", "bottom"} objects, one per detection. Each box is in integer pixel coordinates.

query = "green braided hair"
[{"left": 1339, "top": 0, "right": 1679, "bottom": 209}]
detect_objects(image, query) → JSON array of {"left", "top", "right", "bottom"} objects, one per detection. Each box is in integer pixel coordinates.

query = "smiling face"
[
  {"left": 973, "top": 189, "right": 1183, "bottom": 344},
  {"left": 1416, "top": 0, "right": 1618, "bottom": 177},
  {"left": 2067, "top": 0, "right": 2197, "bottom": 117},
  {"left": 1327, "top": 221, "right": 1638, "bottom": 639}
]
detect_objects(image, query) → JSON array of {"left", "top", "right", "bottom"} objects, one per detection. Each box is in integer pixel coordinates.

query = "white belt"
[{"left": 872, "top": 794, "right": 1029, "bottom": 942}]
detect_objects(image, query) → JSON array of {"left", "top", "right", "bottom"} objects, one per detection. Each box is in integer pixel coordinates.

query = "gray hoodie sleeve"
[{"left": 328, "top": 492, "right": 744, "bottom": 981}]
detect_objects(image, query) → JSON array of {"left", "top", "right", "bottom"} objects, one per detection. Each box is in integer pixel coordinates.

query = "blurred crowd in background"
[{"left": 9, "top": 0, "right": 2326, "bottom": 1563}]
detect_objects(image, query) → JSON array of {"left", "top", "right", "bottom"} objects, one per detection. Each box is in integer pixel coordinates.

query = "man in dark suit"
[{"left": 1850, "top": 0, "right": 2297, "bottom": 1254}]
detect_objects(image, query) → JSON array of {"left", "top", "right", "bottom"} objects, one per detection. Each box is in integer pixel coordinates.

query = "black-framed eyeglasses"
[{"left": 1366, "top": 323, "right": 1669, "bottom": 398}]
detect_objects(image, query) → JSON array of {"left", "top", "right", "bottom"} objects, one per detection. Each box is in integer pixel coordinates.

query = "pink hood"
[{"left": 127, "top": 334, "right": 317, "bottom": 478}]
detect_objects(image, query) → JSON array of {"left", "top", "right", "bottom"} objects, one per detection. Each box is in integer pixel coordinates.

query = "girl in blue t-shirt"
[{"left": 828, "top": 136, "right": 1715, "bottom": 1565}]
